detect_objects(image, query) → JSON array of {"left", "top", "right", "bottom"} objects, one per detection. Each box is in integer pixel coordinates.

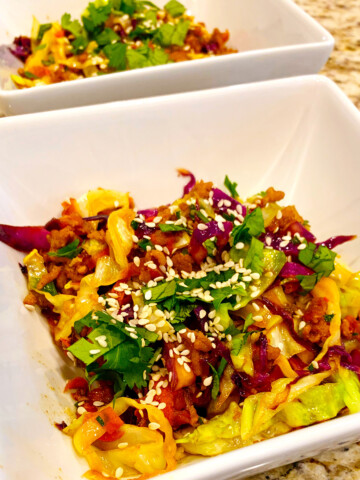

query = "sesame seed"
[
  {"left": 250, "top": 291, "right": 259, "bottom": 298},
  {"left": 134, "top": 256, "right": 140, "bottom": 267},
  {"left": 235, "top": 242, "right": 244, "bottom": 250},
  {"left": 181, "top": 349, "right": 190, "bottom": 356},
  {"left": 67, "top": 351, "right": 75, "bottom": 362},
  {"left": 158, "top": 402, "right": 166, "bottom": 410},
  {"left": 299, "top": 321, "right": 306, "bottom": 330},
  {"left": 77, "top": 406, "right": 87, "bottom": 415},
  {"left": 312, "top": 361, "right": 319, "bottom": 369},
  {"left": 253, "top": 315, "right": 263, "bottom": 321},
  {"left": 242, "top": 276, "right": 252, "bottom": 282},
  {"left": 276, "top": 210, "right": 283, "bottom": 219},
  {"left": 146, "top": 324, "right": 157, "bottom": 332},
  {"left": 252, "top": 302, "right": 260, "bottom": 311},
  {"left": 115, "top": 466, "right": 124, "bottom": 478},
  {"left": 155, "top": 245, "right": 163, "bottom": 251},
  {"left": 203, "top": 376, "right": 213, "bottom": 387},
  {"left": 144, "top": 290, "right": 152, "bottom": 300},
  {"left": 132, "top": 235, "right": 139, "bottom": 243},
  {"left": 89, "top": 349, "right": 101, "bottom": 355},
  {"left": 183, "top": 363, "right": 191, "bottom": 373},
  {"left": 196, "top": 392, "right": 203, "bottom": 398},
  {"left": 93, "top": 401, "right": 104, "bottom": 407},
  {"left": 130, "top": 333, "right": 138, "bottom": 339},
  {"left": 148, "top": 422, "right": 160, "bottom": 430},
  {"left": 24, "top": 303, "right": 36, "bottom": 311},
  {"left": 198, "top": 224, "right": 208, "bottom": 231},
  {"left": 298, "top": 244, "right": 307, "bottom": 250},
  {"left": 251, "top": 272, "right": 261, "bottom": 280},
  {"left": 118, "top": 442, "right": 128, "bottom": 449},
  {"left": 169, "top": 371, "right": 173, "bottom": 382},
  {"left": 279, "top": 240, "right": 289, "bottom": 248}
]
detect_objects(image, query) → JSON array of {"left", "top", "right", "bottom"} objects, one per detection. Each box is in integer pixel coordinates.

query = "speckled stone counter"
[
  {"left": 248, "top": 2, "right": 360, "bottom": 479},
  {"left": 296, "top": 0, "right": 360, "bottom": 108}
]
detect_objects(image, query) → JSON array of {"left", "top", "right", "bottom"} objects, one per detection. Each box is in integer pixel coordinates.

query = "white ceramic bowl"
[
  {"left": 0, "top": 75, "right": 359, "bottom": 480},
  {"left": 0, "top": 0, "right": 333, "bottom": 115}
]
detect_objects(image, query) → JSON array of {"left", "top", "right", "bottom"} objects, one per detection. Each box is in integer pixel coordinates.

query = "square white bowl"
[
  {"left": 0, "top": 0, "right": 333, "bottom": 115},
  {"left": 0, "top": 74, "right": 359, "bottom": 480}
]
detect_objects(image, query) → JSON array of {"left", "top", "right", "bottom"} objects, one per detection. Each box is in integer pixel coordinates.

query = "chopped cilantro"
[
  {"left": 224, "top": 175, "right": 239, "bottom": 199},
  {"left": 243, "top": 313, "right": 254, "bottom": 332},
  {"left": 203, "top": 238, "right": 217, "bottom": 256},
  {"left": 164, "top": 0, "right": 186, "bottom": 17},
  {"left": 158, "top": 223, "right": 189, "bottom": 233},
  {"left": 195, "top": 210, "right": 210, "bottom": 224},
  {"left": 61, "top": 13, "right": 84, "bottom": 37},
  {"left": 308, "top": 364, "right": 315, "bottom": 372},
  {"left": 84, "top": 1, "right": 112, "bottom": 31},
  {"left": 209, "top": 358, "right": 227, "bottom": 399},
  {"left": 71, "top": 36, "right": 89, "bottom": 54},
  {"left": 24, "top": 71, "right": 39, "bottom": 79},
  {"left": 96, "top": 416, "right": 105, "bottom": 426},
  {"left": 42, "top": 56, "right": 55, "bottom": 66},
  {"left": 231, "top": 207, "right": 265, "bottom": 245},
  {"left": 37, "top": 23, "right": 52, "bottom": 41},
  {"left": 138, "top": 238, "right": 154, "bottom": 250},
  {"left": 48, "top": 239, "right": 82, "bottom": 259},
  {"left": 96, "top": 27, "right": 120, "bottom": 46},
  {"left": 103, "top": 42, "right": 127, "bottom": 70},
  {"left": 68, "top": 311, "right": 158, "bottom": 390},
  {"left": 297, "top": 243, "right": 336, "bottom": 292},
  {"left": 131, "top": 220, "right": 140, "bottom": 230},
  {"left": 42, "top": 281, "right": 58, "bottom": 296},
  {"left": 244, "top": 237, "right": 264, "bottom": 274},
  {"left": 154, "top": 19, "right": 190, "bottom": 47},
  {"left": 231, "top": 332, "right": 250, "bottom": 356},
  {"left": 324, "top": 313, "right": 335, "bottom": 323}
]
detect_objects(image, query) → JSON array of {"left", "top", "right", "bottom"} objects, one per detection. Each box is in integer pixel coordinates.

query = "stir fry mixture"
[
  {"left": 9, "top": 0, "right": 236, "bottom": 89},
  {"left": 2, "top": 170, "right": 360, "bottom": 480}
]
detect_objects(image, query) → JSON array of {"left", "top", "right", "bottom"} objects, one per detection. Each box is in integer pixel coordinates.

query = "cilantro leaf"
[
  {"left": 231, "top": 207, "right": 265, "bottom": 245},
  {"left": 103, "top": 42, "right": 127, "bottom": 70},
  {"left": 209, "top": 358, "right": 227, "bottom": 400},
  {"left": 164, "top": 0, "right": 186, "bottom": 17},
  {"left": 324, "top": 313, "right": 335, "bottom": 323},
  {"left": 154, "top": 19, "right": 190, "bottom": 47},
  {"left": 24, "top": 71, "right": 39, "bottom": 80},
  {"left": 48, "top": 239, "right": 82, "bottom": 259},
  {"left": 42, "top": 281, "right": 58, "bottom": 296},
  {"left": 297, "top": 243, "right": 336, "bottom": 292},
  {"left": 71, "top": 36, "right": 89, "bottom": 54},
  {"left": 86, "top": 1, "right": 112, "bottom": 28},
  {"left": 143, "top": 279, "right": 177, "bottom": 302},
  {"left": 118, "top": 0, "right": 136, "bottom": 15},
  {"left": 138, "top": 238, "right": 154, "bottom": 250},
  {"left": 171, "top": 19, "right": 190, "bottom": 46},
  {"left": 96, "top": 27, "right": 120, "bottom": 46},
  {"left": 159, "top": 224, "right": 189, "bottom": 233},
  {"left": 231, "top": 332, "right": 250, "bottom": 356},
  {"left": 224, "top": 175, "right": 239, "bottom": 199},
  {"left": 37, "top": 23, "right": 52, "bottom": 41},
  {"left": 61, "top": 13, "right": 84, "bottom": 37},
  {"left": 203, "top": 238, "right": 217, "bottom": 256},
  {"left": 42, "top": 56, "right": 55, "bottom": 66},
  {"left": 243, "top": 313, "right": 254, "bottom": 332},
  {"left": 244, "top": 237, "right": 264, "bottom": 274}
]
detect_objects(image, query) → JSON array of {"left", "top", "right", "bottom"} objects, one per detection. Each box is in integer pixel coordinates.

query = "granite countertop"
[
  {"left": 248, "top": 2, "right": 360, "bottom": 479},
  {"left": 296, "top": 0, "right": 360, "bottom": 108}
]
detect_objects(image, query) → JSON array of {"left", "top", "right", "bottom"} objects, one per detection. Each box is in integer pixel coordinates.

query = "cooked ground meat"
[
  {"left": 302, "top": 297, "right": 330, "bottom": 344},
  {"left": 341, "top": 315, "right": 360, "bottom": 340}
]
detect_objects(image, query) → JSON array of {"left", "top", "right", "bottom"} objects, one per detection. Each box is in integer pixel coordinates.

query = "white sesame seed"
[
  {"left": 115, "top": 466, "right": 124, "bottom": 478},
  {"left": 312, "top": 361, "right": 319, "bottom": 369},
  {"left": 158, "top": 402, "right": 166, "bottom": 410},
  {"left": 252, "top": 302, "right": 260, "bottom": 311},
  {"left": 24, "top": 303, "right": 35, "bottom": 311},
  {"left": 279, "top": 240, "right": 289, "bottom": 248},
  {"left": 133, "top": 256, "right": 140, "bottom": 267},
  {"left": 198, "top": 224, "right": 208, "bottom": 231},
  {"left": 253, "top": 315, "right": 263, "bottom": 321},
  {"left": 118, "top": 442, "right": 128, "bottom": 449},
  {"left": 77, "top": 406, "right": 87, "bottom": 415},
  {"left": 276, "top": 210, "right": 283, "bottom": 219},
  {"left": 235, "top": 242, "right": 244, "bottom": 250},
  {"left": 196, "top": 392, "right": 203, "bottom": 398},
  {"left": 132, "top": 235, "right": 139, "bottom": 243},
  {"left": 183, "top": 363, "right": 191, "bottom": 373},
  {"left": 67, "top": 351, "right": 75, "bottom": 362},
  {"left": 93, "top": 401, "right": 104, "bottom": 407},
  {"left": 130, "top": 333, "right": 138, "bottom": 339},
  {"left": 144, "top": 290, "right": 152, "bottom": 300},
  {"left": 299, "top": 321, "right": 306, "bottom": 330},
  {"left": 146, "top": 324, "right": 157, "bottom": 332},
  {"left": 298, "top": 243, "right": 307, "bottom": 250},
  {"left": 148, "top": 422, "right": 160, "bottom": 430},
  {"left": 89, "top": 349, "right": 101, "bottom": 355},
  {"left": 203, "top": 376, "right": 213, "bottom": 387}
]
